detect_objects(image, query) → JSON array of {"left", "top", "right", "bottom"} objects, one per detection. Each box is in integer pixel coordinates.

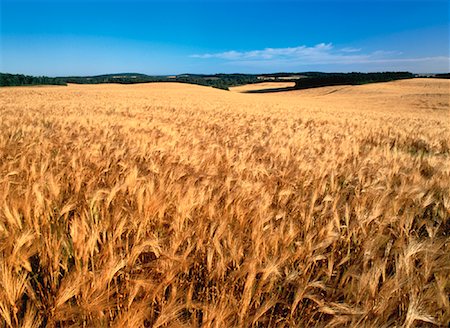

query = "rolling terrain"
[{"left": 0, "top": 79, "right": 449, "bottom": 327}]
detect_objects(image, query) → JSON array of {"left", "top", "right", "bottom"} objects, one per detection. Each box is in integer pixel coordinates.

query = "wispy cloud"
[
  {"left": 191, "top": 43, "right": 335, "bottom": 60},
  {"left": 190, "top": 43, "right": 449, "bottom": 70},
  {"left": 340, "top": 47, "right": 362, "bottom": 53}
]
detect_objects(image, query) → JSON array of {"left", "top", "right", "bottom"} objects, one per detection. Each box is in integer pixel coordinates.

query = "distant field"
[
  {"left": 230, "top": 81, "right": 296, "bottom": 92},
  {"left": 0, "top": 79, "right": 449, "bottom": 327}
]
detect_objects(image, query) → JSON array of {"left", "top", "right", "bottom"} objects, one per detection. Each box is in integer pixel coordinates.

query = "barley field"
[{"left": 0, "top": 79, "right": 449, "bottom": 327}]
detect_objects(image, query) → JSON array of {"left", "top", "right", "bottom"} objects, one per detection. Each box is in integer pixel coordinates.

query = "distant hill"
[
  {"left": 3, "top": 71, "right": 440, "bottom": 89},
  {"left": 56, "top": 73, "right": 260, "bottom": 90},
  {"left": 54, "top": 72, "right": 417, "bottom": 91}
]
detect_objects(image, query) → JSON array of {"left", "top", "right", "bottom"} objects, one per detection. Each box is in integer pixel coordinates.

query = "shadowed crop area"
[{"left": 0, "top": 79, "right": 449, "bottom": 327}]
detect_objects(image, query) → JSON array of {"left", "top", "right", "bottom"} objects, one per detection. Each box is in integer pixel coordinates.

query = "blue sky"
[{"left": 1, "top": 0, "right": 449, "bottom": 75}]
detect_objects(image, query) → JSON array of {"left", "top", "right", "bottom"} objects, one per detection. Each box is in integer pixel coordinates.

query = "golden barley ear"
[{"left": 0, "top": 79, "right": 449, "bottom": 326}]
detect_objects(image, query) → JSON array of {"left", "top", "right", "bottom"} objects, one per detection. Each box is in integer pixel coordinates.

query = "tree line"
[
  {"left": 293, "top": 72, "right": 415, "bottom": 90},
  {"left": 1, "top": 71, "right": 421, "bottom": 90},
  {"left": 0, "top": 73, "right": 67, "bottom": 86}
]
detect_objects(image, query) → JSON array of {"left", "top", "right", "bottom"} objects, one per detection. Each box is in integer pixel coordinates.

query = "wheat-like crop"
[{"left": 0, "top": 79, "right": 449, "bottom": 327}]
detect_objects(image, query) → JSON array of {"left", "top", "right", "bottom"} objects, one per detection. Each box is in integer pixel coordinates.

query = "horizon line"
[{"left": 2, "top": 70, "right": 449, "bottom": 78}]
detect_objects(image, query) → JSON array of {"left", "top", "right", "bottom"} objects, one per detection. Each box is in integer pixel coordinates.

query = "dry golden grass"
[{"left": 0, "top": 79, "right": 449, "bottom": 327}]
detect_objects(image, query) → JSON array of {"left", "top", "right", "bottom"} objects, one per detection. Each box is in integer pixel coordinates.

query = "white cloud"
[
  {"left": 191, "top": 43, "right": 334, "bottom": 60},
  {"left": 340, "top": 47, "right": 362, "bottom": 53},
  {"left": 190, "top": 43, "right": 450, "bottom": 71}
]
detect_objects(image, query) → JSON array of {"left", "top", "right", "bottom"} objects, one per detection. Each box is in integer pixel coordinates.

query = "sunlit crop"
[{"left": 0, "top": 79, "right": 449, "bottom": 327}]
